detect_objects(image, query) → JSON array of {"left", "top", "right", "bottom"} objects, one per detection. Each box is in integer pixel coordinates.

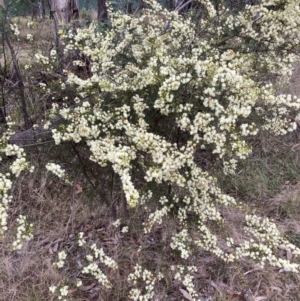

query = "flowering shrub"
[
  {"left": 0, "top": 121, "right": 33, "bottom": 243},
  {"left": 45, "top": 0, "right": 300, "bottom": 297},
  {"left": 2, "top": 0, "right": 300, "bottom": 299}
]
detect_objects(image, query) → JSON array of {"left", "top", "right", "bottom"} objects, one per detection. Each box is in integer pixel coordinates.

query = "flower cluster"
[
  {"left": 54, "top": 250, "right": 67, "bottom": 269},
  {"left": 77, "top": 232, "right": 86, "bottom": 247},
  {"left": 0, "top": 173, "right": 12, "bottom": 235},
  {"left": 171, "top": 265, "right": 199, "bottom": 300},
  {"left": 10, "top": 23, "right": 20, "bottom": 37},
  {"left": 170, "top": 228, "right": 193, "bottom": 259},
  {"left": 46, "top": 163, "right": 66, "bottom": 178},
  {"left": 12, "top": 215, "right": 33, "bottom": 250},
  {"left": 27, "top": 21, "right": 34, "bottom": 28},
  {"left": 0, "top": 122, "right": 32, "bottom": 237},
  {"left": 49, "top": 284, "right": 69, "bottom": 301},
  {"left": 46, "top": 163, "right": 72, "bottom": 184},
  {"left": 35, "top": 53, "right": 50, "bottom": 65},
  {"left": 26, "top": 33, "right": 33, "bottom": 41},
  {"left": 5, "top": 144, "right": 30, "bottom": 176},
  {"left": 128, "top": 264, "right": 163, "bottom": 301},
  {"left": 34, "top": 52, "right": 56, "bottom": 72},
  {"left": 81, "top": 243, "right": 118, "bottom": 288}
]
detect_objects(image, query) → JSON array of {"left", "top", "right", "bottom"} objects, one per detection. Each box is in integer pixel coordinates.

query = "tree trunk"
[
  {"left": 30, "top": 0, "right": 38, "bottom": 19},
  {"left": 50, "top": 0, "right": 79, "bottom": 24},
  {"left": 39, "top": 0, "right": 46, "bottom": 19},
  {"left": 4, "top": 33, "right": 30, "bottom": 129},
  {"left": 97, "top": 0, "right": 108, "bottom": 21}
]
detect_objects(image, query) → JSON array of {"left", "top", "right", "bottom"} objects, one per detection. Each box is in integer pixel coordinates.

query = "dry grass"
[{"left": 1, "top": 133, "right": 300, "bottom": 301}]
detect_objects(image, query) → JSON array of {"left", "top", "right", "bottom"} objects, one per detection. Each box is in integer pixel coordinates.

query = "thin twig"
[
  {"left": 71, "top": 143, "right": 109, "bottom": 205},
  {"left": 4, "top": 31, "right": 30, "bottom": 129},
  {"left": 175, "top": 0, "right": 193, "bottom": 13}
]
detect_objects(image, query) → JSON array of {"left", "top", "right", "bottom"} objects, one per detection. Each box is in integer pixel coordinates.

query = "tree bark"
[
  {"left": 39, "top": 0, "right": 46, "bottom": 19},
  {"left": 97, "top": 0, "right": 108, "bottom": 21},
  {"left": 50, "top": 0, "right": 79, "bottom": 24},
  {"left": 30, "top": 0, "right": 39, "bottom": 19}
]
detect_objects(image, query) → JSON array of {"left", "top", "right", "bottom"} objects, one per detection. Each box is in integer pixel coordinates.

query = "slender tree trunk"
[
  {"left": 138, "top": 0, "right": 144, "bottom": 10},
  {"left": 50, "top": 0, "right": 79, "bottom": 24},
  {"left": 127, "top": 1, "right": 132, "bottom": 14},
  {"left": 0, "top": 33, "right": 7, "bottom": 125},
  {"left": 30, "top": 0, "right": 38, "bottom": 20},
  {"left": 97, "top": 0, "right": 108, "bottom": 21},
  {"left": 166, "top": 0, "right": 175, "bottom": 10},
  {"left": 39, "top": 0, "right": 46, "bottom": 19},
  {"left": 4, "top": 33, "right": 30, "bottom": 129}
]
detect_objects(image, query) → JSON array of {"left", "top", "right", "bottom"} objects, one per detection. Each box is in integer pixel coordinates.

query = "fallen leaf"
[
  {"left": 79, "top": 283, "right": 96, "bottom": 291},
  {"left": 287, "top": 250, "right": 293, "bottom": 261},
  {"left": 228, "top": 292, "right": 247, "bottom": 301},
  {"left": 210, "top": 281, "right": 222, "bottom": 294},
  {"left": 49, "top": 239, "right": 63, "bottom": 254},
  {"left": 244, "top": 268, "right": 260, "bottom": 276},
  {"left": 180, "top": 288, "right": 193, "bottom": 301},
  {"left": 49, "top": 242, "right": 58, "bottom": 254},
  {"left": 279, "top": 268, "right": 291, "bottom": 273},
  {"left": 39, "top": 236, "right": 50, "bottom": 246},
  {"left": 271, "top": 286, "right": 282, "bottom": 293},
  {"left": 75, "top": 183, "right": 83, "bottom": 194},
  {"left": 52, "top": 242, "right": 59, "bottom": 253},
  {"left": 254, "top": 296, "right": 268, "bottom": 301}
]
